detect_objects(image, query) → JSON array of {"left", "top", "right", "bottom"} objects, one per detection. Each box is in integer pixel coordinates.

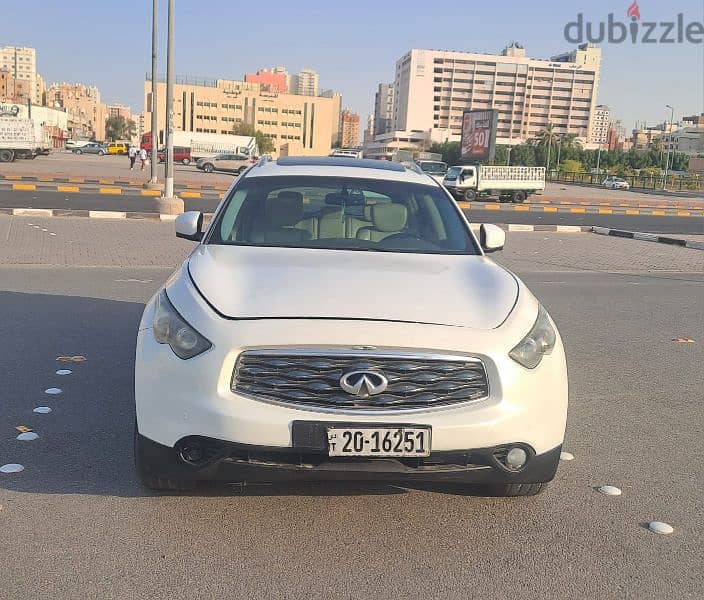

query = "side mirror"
[
  {"left": 480, "top": 223, "right": 505, "bottom": 253},
  {"left": 175, "top": 211, "right": 204, "bottom": 241}
]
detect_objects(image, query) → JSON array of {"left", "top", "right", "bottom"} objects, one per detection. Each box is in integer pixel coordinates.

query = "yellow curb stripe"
[
  {"left": 651, "top": 210, "right": 666, "bottom": 216},
  {"left": 625, "top": 209, "right": 640, "bottom": 215},
  {"left": 99, "top": 187, "right": 122, "bottom": 195},
  {"left": 99, "top": 178, "right": 115, "bottom": 184},
  {"left": 457, "top": 201, "right": 471, "bottom": 210},
  {"left": 4, "top": 175, "right": 23, "bottom": 180},
  {"left": 12, "top": 183, "right": 36, "bottom": 191},
  {"left": 37, "top": 177, "right": 54, "bottom": 182},
  {"left": 68, "top": 177, "right": 85, "bottom": 183},
  {"left": 57, "top": 185, "right": 80, "bottom": 193},
  {"left": 570, "top": 207, "right": 586, "bottom": 213},
  {"left": 485, "top": 203, "right": 500, "bottom": 210},
  {"left": 219, "top": 193, "right": 225, "bottom": 199},
  {"left": 186, "top": 184, "right": 202, "bottom": 189},
  {"left": 140, "top": 189, "right": 161, "bottom": 196},
  {"left": 677, "top": 211, "right": 691, "bottom": 217},
  {"left": 513, "top": 205, "right": 530, "bottom": 211},
  {"left": 598, "top": 208, "right": 613, "bottom": 214},
  {"left": 181, "top": 191, "right": 202, "bottom": 198},
  {"left": 543, "top": 206, "right": 558, "bottom": 213}
]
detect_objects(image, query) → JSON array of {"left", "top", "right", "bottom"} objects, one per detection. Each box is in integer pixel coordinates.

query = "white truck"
[
  {"left": 0, "top": 117, "right": 40, "bottom": 162},
  {"left": 142, "top": 130, "right": 258, "bottom": 160},
  {"left": 443, "top": 165, "right": 546, "bottom": 203}
]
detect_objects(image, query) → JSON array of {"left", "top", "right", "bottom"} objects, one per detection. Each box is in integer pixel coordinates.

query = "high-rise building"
[
  {"left": 391, "top": 43, "right": 602, "bottom": 146},
  {"left": 0, "top": 46, "right": 41, "bottom": 104},
  {"left": 373, "top": 83, "right": 394, "bottom": 136},
  {"left": 363, "top": 114, "right": 375, "bottom": 144},
  {"left": 291, "top": 68, "right": 319, "bottom": 97},
  {"left": 590, "top": 104, "right": 610, "bottom": 145},
  {"left": 244, "top": 68, "right": 289, "bottom": 93},
  {"left": 339, "top": 109, "right": 360, "bottom": 148},
  {"left": 144, "top": 76, "right": 341, "bottom": 156}
]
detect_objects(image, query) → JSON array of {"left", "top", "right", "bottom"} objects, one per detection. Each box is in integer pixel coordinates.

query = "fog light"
[{"left": 506, "top": 447, "right": 528, "bottom": 470}]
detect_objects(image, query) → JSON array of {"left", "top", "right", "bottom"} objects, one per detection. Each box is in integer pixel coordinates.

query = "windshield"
[
  {"left": 209, "top": 175, "right": 478, "bottom": 255},
  {"left": 419, "top": 161, "right": 448, "bottom": 175},
  {"left": 445, "top": 166, "right": 462, "bottom": 180}
]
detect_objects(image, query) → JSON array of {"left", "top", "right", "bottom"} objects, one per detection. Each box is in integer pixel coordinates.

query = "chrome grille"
[{"left": 232, "top": 350, "right": 489, "bottom": 410}]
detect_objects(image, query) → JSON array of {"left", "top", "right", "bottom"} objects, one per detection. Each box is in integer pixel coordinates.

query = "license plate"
[{"left": 327, "top": 427, "right": 431, "bottom": 457}]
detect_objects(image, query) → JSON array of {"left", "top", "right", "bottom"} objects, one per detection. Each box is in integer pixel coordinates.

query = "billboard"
[{"left": 460, "top": 109, "right": 498, "bottom": 162}]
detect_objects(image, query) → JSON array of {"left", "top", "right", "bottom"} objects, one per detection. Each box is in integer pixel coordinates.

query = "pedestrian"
[
  {"left": 140, "top": 147, "right": 148, "bottom": 171},
  {"left": 128, "top": 146, "right": 137, "bottom": 170}
]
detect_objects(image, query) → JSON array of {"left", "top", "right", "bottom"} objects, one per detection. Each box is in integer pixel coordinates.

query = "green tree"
[
  {"left": 560, "top": 159, "right": 584, "bottom": 173},
  {"left": 105, "top": 115, "right": 136, "bottom": 142},
  {"left": 429, "top": 141, "right": 461, "bottom": 165},
  {"left": 232, "top": 122, "right": 275, "bottom": 154}
]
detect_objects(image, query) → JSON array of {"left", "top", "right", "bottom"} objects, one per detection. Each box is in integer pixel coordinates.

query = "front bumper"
[{"left": 137, "top": 430, "right": 562, "bottom": 484}]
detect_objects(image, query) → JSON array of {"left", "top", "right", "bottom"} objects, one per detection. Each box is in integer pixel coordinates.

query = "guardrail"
[{"left": 548, "top": 172, "right": 702, "bottom": 192}]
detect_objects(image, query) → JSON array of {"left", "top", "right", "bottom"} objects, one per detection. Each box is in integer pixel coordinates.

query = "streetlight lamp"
[{"left": 662, "top": 104, "right": 674, "bottom": 190}]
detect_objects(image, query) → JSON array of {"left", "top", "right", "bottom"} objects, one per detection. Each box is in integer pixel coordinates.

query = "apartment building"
[
  {"left": 0, "top": 46, "right": 42, "bottom": 104},
  {"left": 591, "top": 104, "right": 610, "bottom": 145},
  {"left": 392, "top": 43, "right": 602, "bottom": 146},
  {"left": 144, "top": 76, "right": 341, "bottom": 156},
  {"left": 291, "top": 69, "right": 319, "bottom": 97},
  {"left": 373, "top": 83, "right": 394, "bottom": 136},
  {"left": 339, "top": 109, "right": 360, "bottom": 148},
  {"left": 47, "top": 82, "right": 106, "bottom": 141}
]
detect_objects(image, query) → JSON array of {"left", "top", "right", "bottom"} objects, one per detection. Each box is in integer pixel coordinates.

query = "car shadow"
[{"left": 0, "top": 290, "right": 480, "bottom": 499}]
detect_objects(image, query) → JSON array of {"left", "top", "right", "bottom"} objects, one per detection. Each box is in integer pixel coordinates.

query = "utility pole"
[
  {"left": 158, "top": 0, "right": 183, "bottom": 213},
  {"left": 149, "top": 0, "right": 158, "bottom": 184},
  {"left": 595, "top": 143, "right": 602, "bottom": 181},
  {"left": 663, "top": 104, "right": 674, "bottom": 190}
]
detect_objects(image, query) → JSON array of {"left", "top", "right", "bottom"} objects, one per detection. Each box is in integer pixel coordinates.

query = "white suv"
[{"left": 134, "top": 157, "right": 568, "bottom": 496}]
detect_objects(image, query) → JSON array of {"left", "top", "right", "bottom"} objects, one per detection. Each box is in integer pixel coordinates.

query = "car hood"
[{"left": 187, "top": 245, "right": 518, "bottom": 329}]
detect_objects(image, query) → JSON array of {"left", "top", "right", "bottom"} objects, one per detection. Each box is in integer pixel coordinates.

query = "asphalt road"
[
  {"left": 0, "top": 219, "right": 702, "bottom": 599},
  {"left": 1, "top": 189, "right": 703, "bottom": 235}
]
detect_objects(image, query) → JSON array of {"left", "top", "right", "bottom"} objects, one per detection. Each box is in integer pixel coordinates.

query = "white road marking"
[
  {"left": 0, "top": 464, "right": 25, "bottom": 474},
  {"left": 17, "top": 432, "right": 39, "bottom": 441},
  {"left": 648, "top": 521, "right": 674, "bottom": 535},
  {"left": 33, "top": 407, "right": 52, "bottom": 414},
  {"left": 559, "top": 451, "right": 574, "bottom": 461},
  {"left": 598, "top": 485, "right": 622, "bottom": 496},
  {"left": 56, "top": 369, "right": 72, "bottom": 375},
  {"left": 44, "top": 388, "right": 62, "bottom": 395}
]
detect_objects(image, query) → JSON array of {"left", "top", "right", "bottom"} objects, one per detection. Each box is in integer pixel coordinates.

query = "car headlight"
[
  {"left": 152, "top": 290, "right": 212, "bottom": 359},
  {"left": 509, "top": 305, "right": 556, "bottom": 369}
]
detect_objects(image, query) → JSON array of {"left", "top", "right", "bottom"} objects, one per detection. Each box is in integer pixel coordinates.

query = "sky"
[{"left": 2, "top": 0, "right": 703, "bottom": 131}]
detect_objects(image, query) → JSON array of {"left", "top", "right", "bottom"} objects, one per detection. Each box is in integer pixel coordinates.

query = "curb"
[
  {"left": 0, "top": 173, "right": 230, "bottom": 192},
  {"left": 0, "top": 180, "right": 225, "bottom": 200},
  {"left": 591, "top": 227, "right": 704, "bottom": 250},
  {"left": 1, "top": 208, "right": 589, "bottom": 232},
  {"left": 456, "top": 201, "right": 702, "bottom": 218}
]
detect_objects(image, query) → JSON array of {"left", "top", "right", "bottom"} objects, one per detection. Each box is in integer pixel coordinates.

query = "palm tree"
[
  {"left": 531, "top": 123, "right": 557, "bottom": 169},
  {"left": 560, "top": 133, "right": 582, "bottom": 150}
]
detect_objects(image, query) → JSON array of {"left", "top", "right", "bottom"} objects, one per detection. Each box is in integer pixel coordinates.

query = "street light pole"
[
  {"left": 149, "top": 0, "right": 158, "bottom": 184},
  {"left": 157, "top": 0, "right": 183, "bottom": 214},
  {"left": 595, "top": 143, "right": 602, "bottom": 180},
  {"left": 663, "top": 104, "right": 674, "bottom": 190}
]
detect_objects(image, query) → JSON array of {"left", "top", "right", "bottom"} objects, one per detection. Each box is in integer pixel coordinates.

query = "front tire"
[
  {"left": 134, "top": 424, "right": 196, "bottom": 492},
  {"left": 182, "top": 158, "right": 191, "bottom": 165},
  {"left": 463, "top": 189, "right": 476, "bottom": 201},
  {"left": 0, "top": 149, "right": 13, "bottom": 162},
  {"left": 75, "top": 149, "right": 83, "bottom": 155},
  {"left": 485, "top": 482, "right": 547, "bottom": 497},
  {"left": 98, "top": 150, "right": 105, "bottom": 156},
  {"left": 511, "top": 191, "right": 526, "bottom": 203},
  {"left": 203, "top": 163, "right": 214, "bottom": 173}
]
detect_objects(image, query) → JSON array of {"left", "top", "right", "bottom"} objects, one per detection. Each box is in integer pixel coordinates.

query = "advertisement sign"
[{"left": 460, "top": 109, "right": 498, "bottom": 162}]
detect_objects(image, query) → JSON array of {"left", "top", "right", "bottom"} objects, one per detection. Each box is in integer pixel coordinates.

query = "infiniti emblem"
[{"left": 339, "top": 370, "right": 388, "bottom": 398}]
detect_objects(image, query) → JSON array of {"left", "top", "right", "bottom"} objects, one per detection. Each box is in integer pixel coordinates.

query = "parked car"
[
  {"left": 602, "top": 176, "right": 630, "bottom": 190},
  {"left": 73, "top": 142, "right": 107, "bottom": 155},
  {"left": 157, "top": 146, "right": 192, "bottom": 165},
  {"left": 196, "top": 152, "right": 254, "bottom": 174},
  {"left": 65, "top": 140, "right": 91, "bottom": 150},
  {"left": 107, "top": 142, "right": 129, "bottom": 155},
  {"left": 134, "top": 156, "right": 568, "bottom": 496}
]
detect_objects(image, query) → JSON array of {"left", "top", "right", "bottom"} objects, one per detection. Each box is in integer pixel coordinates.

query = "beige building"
[
  {"left": 144, "top": 77, "right": 341, "bottom": 156},
  {"left": 392, "top": 43, "right": 602, "bottom": 146},
  {"left": 47, "top": 82, "right": 106, "bottom": 141},
  {"left": 590, "top": 104, "right": 610, "bottom": 145},
  {"left": 290, "top": 68, "right": 319, "bottom": 97},
  {"left": 0, "top": 46, "right": 42, "bottom": 104},
  {"left": 339, "top": 109, "right": 360, "bottom": 148}
]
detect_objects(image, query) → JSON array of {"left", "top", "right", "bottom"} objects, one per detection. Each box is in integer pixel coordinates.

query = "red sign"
[{"left": 460, "top": 110, "right": 497, "bottom": 162}]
